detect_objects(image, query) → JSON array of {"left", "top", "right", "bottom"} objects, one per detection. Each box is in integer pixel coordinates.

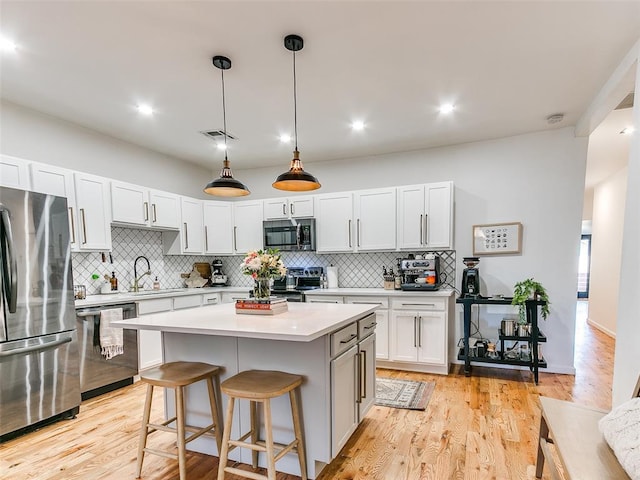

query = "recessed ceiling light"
[
  {"left": 279, "top": 134, "right": 291, "bottom": 143},
  {"left": 351, "top": 120, "right": 365, "bottom": 131},
  {"left": 620, "top": 126, "right": 635, "bottom": 135},
  {"left": 216, "top": 143, "right": 227, "bottom": 151},
  {"left": 136, "top": 104, "right": 154, "bottom": 116},
  {"left": 0, "top": 36, "right": 17, "bottom": 53},
  {"left": 439, "top": 103, "right": 455, "bottom": 114}
]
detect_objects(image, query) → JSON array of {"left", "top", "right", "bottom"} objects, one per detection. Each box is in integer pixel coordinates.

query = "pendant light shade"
[
  {"left": 204, "top": 55, "right": 250, "bottom": 197},
  {"left": 273, "top": 34, "right": 321, "bottom": 192}
]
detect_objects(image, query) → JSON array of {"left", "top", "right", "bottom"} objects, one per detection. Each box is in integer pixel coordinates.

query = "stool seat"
[
  {"left": 221, "top": 370, "right": 302, "bottom": 399},
  {"left": 136, "top": 361, "right": 223, "bottom": 480},
  {"left": 218, "top": 369, "right": 307, "bottom": 480},
  {"left": 140, "top": 361, "right": 221, "bottom": 387}
]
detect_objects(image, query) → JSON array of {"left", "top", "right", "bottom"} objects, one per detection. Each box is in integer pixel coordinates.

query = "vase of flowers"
[{"left": 241, "top": 249, "right": 287, "bottom": 299}]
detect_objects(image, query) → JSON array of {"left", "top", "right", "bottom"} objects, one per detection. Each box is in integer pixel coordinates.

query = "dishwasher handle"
[{"left": 76, "top": 305, "right": 137, "bottom": 318}]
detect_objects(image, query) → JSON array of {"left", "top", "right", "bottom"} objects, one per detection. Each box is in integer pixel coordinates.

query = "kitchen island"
[{"left": 113, "top": 302, "right": 378, "bottom": 479}]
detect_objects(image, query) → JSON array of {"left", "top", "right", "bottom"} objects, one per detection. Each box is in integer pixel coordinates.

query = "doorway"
[{"left": 577, "top": 234, "right": 591, "bottom": 299}]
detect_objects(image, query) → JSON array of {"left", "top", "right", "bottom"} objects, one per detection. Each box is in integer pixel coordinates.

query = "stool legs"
[
  {"left": 250, "top": 400, "right": 259, "bottom": 469},
  {"left": 217, "top": 397, "right": 236, "bottom": 480},
  {"left": 207, "top": 377, "right": 223, "bottom": 453},
  {"left": 263, "top": 399, "right": 276, "bottom": 480},
  {"left": 290, "top": 389, "right": 307, "bottom": 480},
  {"left": 136, "top": 384, "right": 154, "bottom": 478},
  {"left": 176, "top": 386, "right": 187, "bottom": 480}
]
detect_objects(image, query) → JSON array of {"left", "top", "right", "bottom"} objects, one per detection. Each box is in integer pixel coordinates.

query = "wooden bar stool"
[
  {"left": 217, "top": 370, "right": 307, "bottom": 480},
  {"left": 136, "top": 361, "right": 223, "bottom": 480}
]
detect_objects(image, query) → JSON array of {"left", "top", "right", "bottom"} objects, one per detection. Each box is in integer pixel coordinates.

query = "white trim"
[{"left": 587, "top": 317, "right": 616, "bottom": 338}]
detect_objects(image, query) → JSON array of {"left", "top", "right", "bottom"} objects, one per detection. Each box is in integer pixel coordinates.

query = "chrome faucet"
[{"left": 133, "top": 255, "right": 151, "bottom": 292}]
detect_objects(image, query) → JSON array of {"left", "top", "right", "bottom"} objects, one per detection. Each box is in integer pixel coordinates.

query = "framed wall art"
[{"left": 473, "top": 222, "right": 523, "bottom": 255}]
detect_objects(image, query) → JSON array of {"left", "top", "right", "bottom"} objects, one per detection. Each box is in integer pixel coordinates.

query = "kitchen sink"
[{"left": 127, "top": 288, "right": 186, "bottom": 296}]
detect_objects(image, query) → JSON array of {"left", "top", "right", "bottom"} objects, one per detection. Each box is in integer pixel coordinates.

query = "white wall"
[
  {"left": 241, "top": 127, "right": 588, "bottom": 374},
  {"left": 588, "top": 167, "right": 628, "bottom": 336},
  {"left": 582, "top": 188, "right": 594, "bottom": 220},
  {"left": 0, "top": 100, "right": 211, "bottom": 197},
  {"left": 613, "top": 60, "right": 640, "bottom": 406}
]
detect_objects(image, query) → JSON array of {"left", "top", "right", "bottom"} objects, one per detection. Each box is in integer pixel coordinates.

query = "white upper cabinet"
[
  {"left": 1, "top": 155, "right": 31, "bottom": 190},
  {"left": 263, "top": 196, "right": 314, "bottom": 220},
  {"left": 397, "top": 181, "right": 453, "bottom": 250},
  {"left": 203, "top": 201, "right": 234, "bottom": 255},
  {"left": 73, "top": 172, "right": 112, "bottom": 251},
  {"left": 232, "top": 201, "right": 263, "bottom": 254},
  {"left": 315, "top": 193, "right": 354, "bottom": 252},
  {"left": 111, "top": 181, "right": 179, "bottom": 230},
  {"left": 353, "top": 188, "right": 396, "bottom": 251},
  {"left": 180, "top": 197, "right": 204, "bottom": 254},
  {"left": 30, "top": 163, "right": 79, "bottom": 251}
]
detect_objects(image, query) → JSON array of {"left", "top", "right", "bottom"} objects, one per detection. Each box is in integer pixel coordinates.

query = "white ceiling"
[{"left": 1, "top": 1, "right": 639, "bottom": 173}]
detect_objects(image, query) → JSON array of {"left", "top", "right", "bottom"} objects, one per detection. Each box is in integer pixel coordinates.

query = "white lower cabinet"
[
  {"left": 331, "top": 344, "right": 358, "bottom": 457},
  {"left": 388, "top": 296, "right": 449, "bottom": 374},
  {"left": 136, "top": 298, "right": 173, "bottom": 369}
]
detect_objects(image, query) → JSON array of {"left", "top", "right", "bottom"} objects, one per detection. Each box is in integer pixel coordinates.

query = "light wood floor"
[{"left": 0, "top": 301, "right": 613, "bottom": 480}]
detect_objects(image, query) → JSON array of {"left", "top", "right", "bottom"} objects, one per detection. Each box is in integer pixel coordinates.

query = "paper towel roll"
[{"left": 327, "top": 266, "right": 338, "bottom": 289}]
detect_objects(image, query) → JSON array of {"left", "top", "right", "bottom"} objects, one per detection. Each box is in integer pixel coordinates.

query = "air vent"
[
  {"left": 200, "top": 129, "right": 238, "bottom": 141},
  {"left": 615, "top": 92, "right": 634, "bottom": 110}
]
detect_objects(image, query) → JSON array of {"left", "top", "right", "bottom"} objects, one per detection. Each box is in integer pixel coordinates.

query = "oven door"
[{"left": 270, "top": 291, "right": 304, "bottom": 303}]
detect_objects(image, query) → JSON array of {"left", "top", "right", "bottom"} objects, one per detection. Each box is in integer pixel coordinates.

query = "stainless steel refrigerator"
[{"left": 0, "top": 186, "right": 81, "bottom": 441}]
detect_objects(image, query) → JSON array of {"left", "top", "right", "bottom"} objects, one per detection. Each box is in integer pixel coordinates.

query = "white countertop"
[
  {"left": 304, "top": 287, "right": 456, "bottom": 297},
  {"left": 75, "top": 286, "right": 250, "bottom": 308},
  {"left": 112, "top": 302, "right": 378, "bottom": 342}
]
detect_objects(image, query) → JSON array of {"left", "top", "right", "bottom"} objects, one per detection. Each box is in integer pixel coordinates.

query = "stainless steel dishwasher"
[{"left": 75, "top": 303, "right": 138, "bottom": 400}]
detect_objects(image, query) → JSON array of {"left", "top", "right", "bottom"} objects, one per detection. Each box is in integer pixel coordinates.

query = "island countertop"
[{"left": 112, "top": 302, "right": 378, "bottom": 342}]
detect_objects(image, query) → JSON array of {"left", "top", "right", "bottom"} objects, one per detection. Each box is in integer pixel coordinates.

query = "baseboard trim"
[{"left": 587, "top": 318, "right": 616, "bottom": 338}]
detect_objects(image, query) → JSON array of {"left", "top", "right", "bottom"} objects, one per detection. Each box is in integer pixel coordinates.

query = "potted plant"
[{"left": 511, "top": 278, "right": 550, "bottom": 324}]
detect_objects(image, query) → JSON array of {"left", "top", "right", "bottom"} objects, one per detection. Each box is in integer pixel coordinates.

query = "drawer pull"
[
  {"left": 339, "top": 333, "right": 357, "bottom": 344},
  {"left": 402, "top": 303, "right": 436, "bottom": 307},
  {"left": 363, "top": 323, "right": 377, "bottom": 330},
  {"left": 352, "top": 301, "right": 383, "bottom": 305}
]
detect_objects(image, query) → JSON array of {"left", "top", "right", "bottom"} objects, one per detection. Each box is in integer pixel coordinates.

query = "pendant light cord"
[
  {"left": 221, "top": 66, "right": 228, "bottom": 162},
  {"left": 293, "top": 49, "right": 298, "bottom": 151}
]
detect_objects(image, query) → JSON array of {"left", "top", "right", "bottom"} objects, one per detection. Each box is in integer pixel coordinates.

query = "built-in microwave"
[{"left": 263, "top": 218, "right": 316, "bottom": 252}]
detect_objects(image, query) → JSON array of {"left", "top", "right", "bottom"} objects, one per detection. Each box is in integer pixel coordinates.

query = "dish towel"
[{"left": 99, "top": 308, "right": 124, "bottom": 360}]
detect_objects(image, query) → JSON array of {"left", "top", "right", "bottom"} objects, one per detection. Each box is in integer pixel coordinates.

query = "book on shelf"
[{"left": 235, "top": 302, "right": 288, "bottom": 315}]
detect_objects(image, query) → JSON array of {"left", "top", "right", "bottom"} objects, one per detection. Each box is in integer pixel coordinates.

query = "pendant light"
[
  {"left": 273, "top": 34, "right": 321, "bottom": 192},
  {"left": 204, "top": 55, "right": 250, "bottom": 197}
]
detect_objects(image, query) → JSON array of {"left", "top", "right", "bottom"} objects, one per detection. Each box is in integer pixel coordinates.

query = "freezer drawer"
[{"left": 0, "top": 330, "right": 81, "bottom": 439}]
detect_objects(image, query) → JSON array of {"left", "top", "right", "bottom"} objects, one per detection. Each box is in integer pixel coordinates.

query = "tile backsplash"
[{"left": 72, "top": 227, "right": 456, "bottom": 294}]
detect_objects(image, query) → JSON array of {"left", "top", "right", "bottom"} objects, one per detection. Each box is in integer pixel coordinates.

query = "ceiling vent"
[
  {"left": 200, "top": 129, "right": 238, "bottom": 141},
  {"left": 615, "top": 92, "right": 634, "bottom": 110}
]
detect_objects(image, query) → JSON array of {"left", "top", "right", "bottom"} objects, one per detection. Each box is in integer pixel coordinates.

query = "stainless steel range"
[{"left": 271, "top": 266, "right": 323, "bottom": 302}]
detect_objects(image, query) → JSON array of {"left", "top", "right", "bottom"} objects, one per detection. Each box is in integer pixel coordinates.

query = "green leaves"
[{"left": 511, "top": 278, "right": 550, "bottom": 322}]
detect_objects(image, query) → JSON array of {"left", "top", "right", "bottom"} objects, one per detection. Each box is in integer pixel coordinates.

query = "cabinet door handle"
[
  {"left": 419, "top": 214, "right": 424, "bottom": 245},
  {"left": 340, "top": 333, "right": 357, "bottom": 344},
  {"left": 418, "top": 315, "right": 422, "bottom": 347},
  {"left": 413, "top": 316, "right": 417, "bottom": 348},
  {"left": 204, "top": 226, "right": 209, "bottom": 251},
  {"left": 356, "top": 352, "right": 362, "bottom": 404},
  {"left": 283, "top": 203, "right": 287, "bottom": 215},
  {"left": 357, "top": 218, "right": 361, "bottom": 247},
  {"left": 290, "top": 203, "right": 294, "bottom": 215},
  {"left": 233, "top": 226, "right": 237, "bottom": 251},
  {"left": 183, "top": 222, "right": 189, "bottom": 249},
  {"left": 152, "top": 203, "right": 157, "bottom": 222},
  {"left": 144, "top": 202, "right": 149, "bottom": 221},
  {"left": 361, "top": 349, "right": 367, "bottom": 399},
  {"left": 348, "top": 220, "right": 352, "bottom": 248},
  {"left": 424, "top": 214, "right": 428, "bottom": 245},
  {"left": 80, "top": 208, "right": 87, "bottom": 244},
  {"left": 68, "top": 207, "right": 76, "bottom": 244}
]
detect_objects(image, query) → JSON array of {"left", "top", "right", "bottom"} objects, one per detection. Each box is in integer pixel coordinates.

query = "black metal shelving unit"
[{"left": 456, "top": 296, "right": 547, "bottom": 384}]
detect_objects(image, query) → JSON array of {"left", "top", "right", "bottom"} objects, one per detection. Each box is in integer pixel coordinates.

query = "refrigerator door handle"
[
  {"left": 0, "top": 206, "right": 18, "bottom": 313},
  {"left": 0, "top": 336, "right": 72, "bottom": 358}
]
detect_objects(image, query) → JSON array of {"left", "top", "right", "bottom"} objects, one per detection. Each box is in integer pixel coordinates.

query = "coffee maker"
[
  {"left": 398, "top": 255, "right": 441, "bottom": 291},
  {"left": 211, "top": 259, "right": 228, "bottom": 286},
  {"left": 461, "top": 257, "right": 480, "bottom": 297}
]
